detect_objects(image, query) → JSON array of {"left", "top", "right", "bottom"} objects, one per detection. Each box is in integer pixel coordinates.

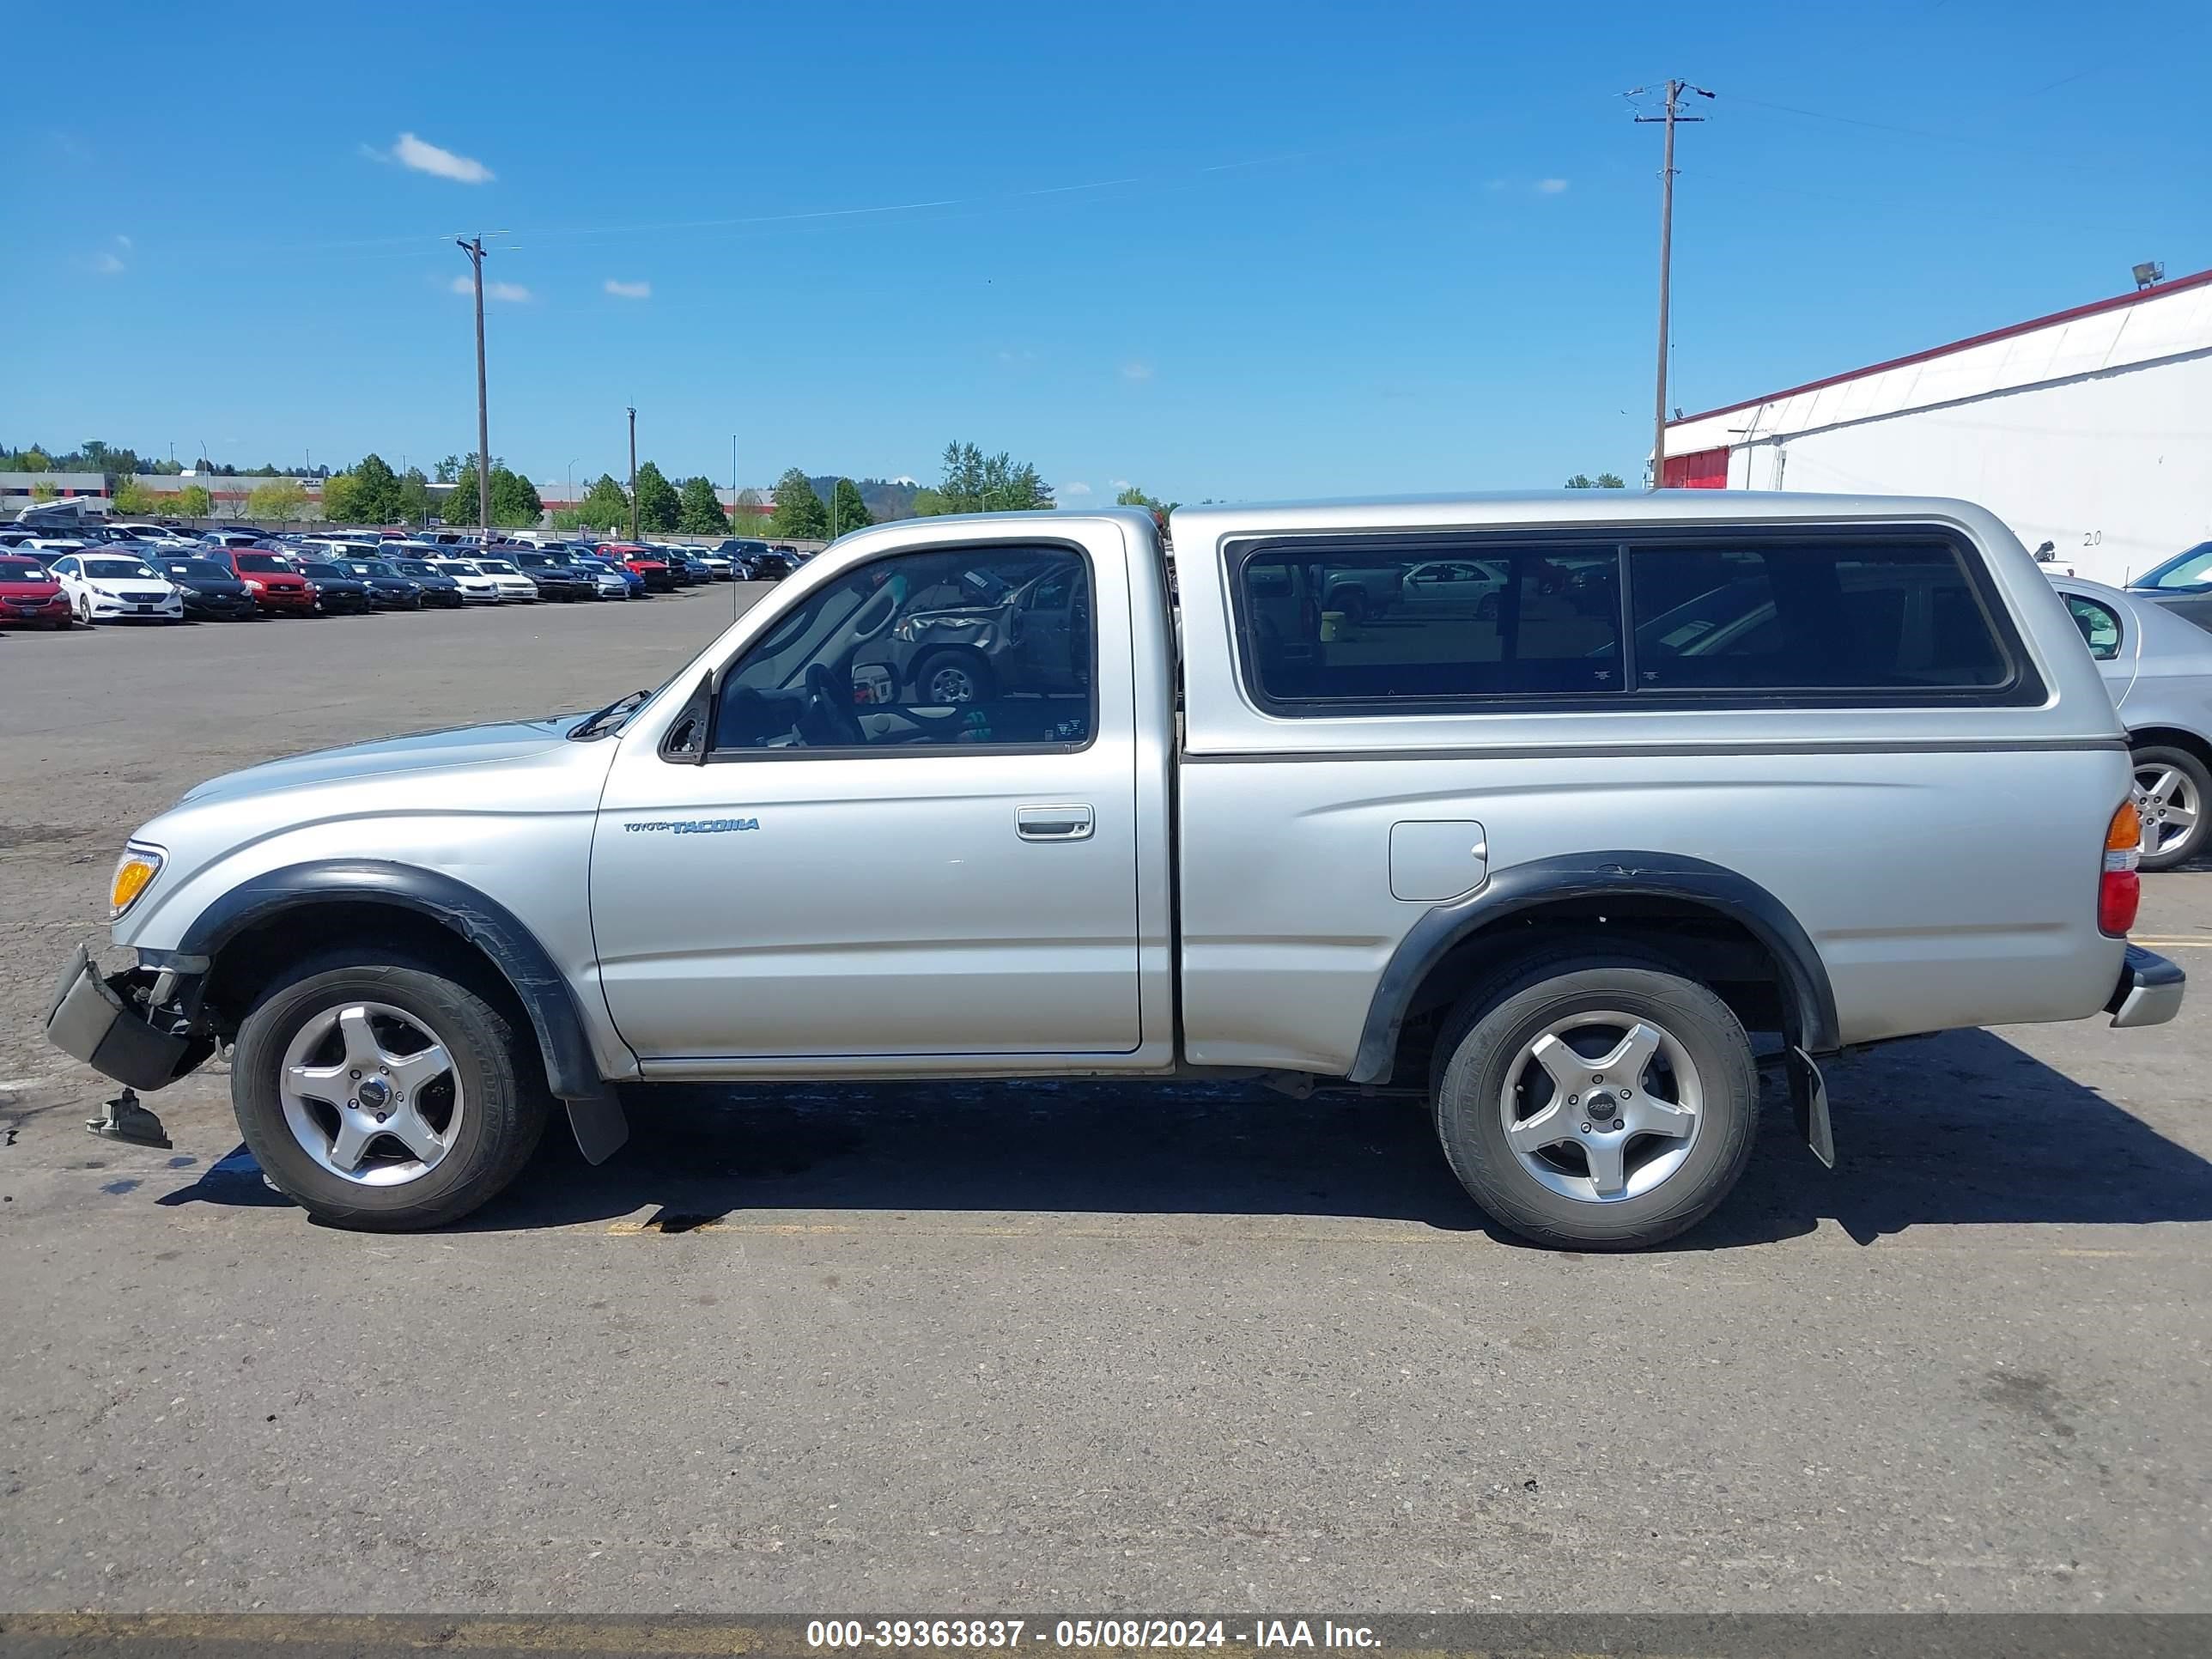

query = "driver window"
[{"left": 709, "top": 545, "right": 1093, "bottom": 754}]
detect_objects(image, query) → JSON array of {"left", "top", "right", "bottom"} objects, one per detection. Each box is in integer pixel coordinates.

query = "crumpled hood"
[{"left": 177, "top": 715, "right": 582, "bottom": 806}]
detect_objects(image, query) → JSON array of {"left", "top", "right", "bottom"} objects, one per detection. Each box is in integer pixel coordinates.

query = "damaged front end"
[{"left": 46, "top": 945, "right": 218, "bottom": 1146}]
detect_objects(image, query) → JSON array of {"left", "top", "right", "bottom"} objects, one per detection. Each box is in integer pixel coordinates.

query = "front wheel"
[
  {"left": 2132, "top": 744, "right": 2210, "bottom": 872},
  {"left": 914, "top": 648, "right": 994, "bottom": 705},
  {"left": 1431, "top": 952, "right": 1759, "bottom": 1250},
  {"left": 230, "top": 954, "right": 550, "bottom": 1231}
]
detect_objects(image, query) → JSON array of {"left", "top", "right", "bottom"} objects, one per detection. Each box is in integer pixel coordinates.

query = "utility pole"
[
  {"left": 1633, "top": 81, "right": 1712, "bottom": 489},
  {"left": 457, "top": 235, "right": 492, "bottom": 532},
  {"left": 626, "top": 407, "right": 638, "bottom": 542}
]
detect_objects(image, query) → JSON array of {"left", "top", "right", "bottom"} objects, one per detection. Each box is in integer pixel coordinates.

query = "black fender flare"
[
  {"left": 1348, "top": 850, "right": 1839, "bottom": 1085},
  {"left": 179, "top": 860, "right": 629, "bottom": 1164}
]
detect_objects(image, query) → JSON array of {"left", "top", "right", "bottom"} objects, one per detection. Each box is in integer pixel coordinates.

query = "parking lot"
[{"left": 3, "top": 589, "right": 2209, "bottom": 1615}]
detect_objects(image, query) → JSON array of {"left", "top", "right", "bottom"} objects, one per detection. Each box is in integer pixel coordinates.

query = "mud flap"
[
  {"left": 1787, "top": 1045, "right": 1834, "bottom": 1169},
  {"left": 565, "top": 1089, "right": 629, "bottom": 1165}
]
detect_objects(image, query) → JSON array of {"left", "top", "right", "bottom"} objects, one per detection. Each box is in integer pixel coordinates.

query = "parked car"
[
  {"left": 294, "top": 561, "right": 374, "bottom": 616},
  {"left": 199, "top": 530, "right": 264, "bottom": 550},
  {"left": 464, "top": 556, "right": 543, "bottom": 603},
  {"left": 429, "top": 559, "right": 506, "bottom": 604},
  {"left": 595, "top": 544, "right": 674, "bottom": 592},
  {"left": 110, "top": 523, "right": 200, "bottom": 549},
  {"left": 2051, "top": 577, "right": 2212, "bottom": 872},
  {"left": 0, "top": 552, "right": 72, "bottom": 629},
  {"left": 336, "top": 557, "right": 427, "bottom": 611},
  {"left": 695, "top": 549, "right": 736, "bottom": 580},
  {"left": 712, "top": 538, "right": 773, "bottom": 571},
  {"left": 507, "top": 550, "right": 599, "bottom": 602},
  {"left": 384, "top": 556, "right": 466, "bottom": 608},
  {"left": 2123, "top": 542, "right": 2212, "bottom": 633},
  {"left": 858, "top": 554, "right": 1088, "bottom": 705},
  {"left": 667, "top": 550, "right": 714, "bottom": 586},
  {"left": 155, "top": 556, "right": 259, "bottom": 622},
  {"left": 21, "top": 537, "right": 88, "bottom": 568},
  {"left": 48, "top": 551, "right": 184, "bottom": 624},
  {"left": 216, "top": 548, "right": 317, "bottom": 616},
  {"left": 746, "top": 549, "right": 797, "bottom": 580},
  {"left": 45, "top": 495, "right": 2183, "bottom": 1248},
  {"left": 568, "top": 553, "right": 638, "bottom": 599}
]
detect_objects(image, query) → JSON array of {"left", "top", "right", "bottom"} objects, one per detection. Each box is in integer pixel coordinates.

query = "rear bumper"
[
  {"left": 45, "top": 945, "right": 205, "bottom": 1091},
  {"left": 2107, "top": 944, "right": 2185, "bottom": 1029}
]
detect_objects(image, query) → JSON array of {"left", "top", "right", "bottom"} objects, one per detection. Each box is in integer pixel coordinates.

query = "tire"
[
  {"left": 229, "top": 952, "right": 550, "bottom": 1231},
  {"left": 914, "top": 648, "right": 994, "bottom": 704},
  {"left": 1330, "top": 587, "right": 1369, "bottom": 623},
  {"left": 2132, "top": 743, "right": 2210, "bottom": 872},
  {"left": 1431, "top": 950, "right": 1759, "bottom": 1250},
  {"left": 76, "top": 594, "right": 94, "bottom": 626}
]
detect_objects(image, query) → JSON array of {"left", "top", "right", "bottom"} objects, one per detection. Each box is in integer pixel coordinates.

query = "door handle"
[{"left": 1017, "top": 804, "right": 1094, "bottom": 841}]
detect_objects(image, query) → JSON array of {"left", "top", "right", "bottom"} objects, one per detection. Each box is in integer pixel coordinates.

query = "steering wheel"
[{"left": 801, "top": 660, "right": 866, "bottom": 746}]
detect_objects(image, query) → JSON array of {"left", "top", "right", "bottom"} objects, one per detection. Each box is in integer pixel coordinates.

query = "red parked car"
[
  {"left": 218, "top": 547, "right": 317, "bottom": 615},
  {"left": 0, "top": 552, "right": 72, "bottom": 629},
  {"left": 594, "top": 543, "right": 676, "bottom": 592}
]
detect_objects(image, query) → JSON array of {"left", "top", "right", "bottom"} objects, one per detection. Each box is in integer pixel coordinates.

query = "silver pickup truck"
[{"left": 46, "top": 493, "right": 2183, "bottom": 1249}]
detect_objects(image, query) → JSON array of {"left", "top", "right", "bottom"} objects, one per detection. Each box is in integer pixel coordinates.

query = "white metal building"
[{"left": 1660, "top": 267, "right": 2212, "bottom": 586}]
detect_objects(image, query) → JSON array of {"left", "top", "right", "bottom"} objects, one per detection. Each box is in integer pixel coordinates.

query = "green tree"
[
  {"left": 352, "top": 453, "right": 404, "bottom": 522},
  {"left": 111, "top": 475, "right": 158, "bottom": 514},
  {"left": 397, "top": 467, "right": 432, "bottom": 525},
  {"left": 571, "top": 473, "right": 631, "bottom": 532},
  {"left": 322, "top": 472, "right": 364, "bottom": 523},
  {"left": 678, "top": 475, "right": 731, "bottom": 535},
  {"left": 245, "top": 478, "right": 308, "bottom": 520},
  {"left": 489, "top": 465, "right": 544, "bottom": 527},
  {"left": 434, "top": 455, "right": 459, "bottom": 483},
  {"left": 632, "top": 461, "right": 681, "bottom": 532},
  {"left": 30, "top": 481, "right": 57, "bottom": 501},
  {"left": 767, "top": 467, "right": 829, "bottom": 539},
  {"left": 830, "top": 477, "right": 872, "bottom": 536},
  {"left": 916, "top": 441, "right": 1054, "bottom": 514},
  {"left": 19, "top": 447, "right": 52, "bottom": 472},
  {"left": 174, "top": 483, "right": 212, "bottom": 517},
  {"left": 1565, "top": 472, "right": 1626, "bottom": 489}
]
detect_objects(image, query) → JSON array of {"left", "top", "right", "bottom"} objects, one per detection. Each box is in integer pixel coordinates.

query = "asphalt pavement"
[{"left": 2, "top": 587, "right": 2208, "bottom": 1618}]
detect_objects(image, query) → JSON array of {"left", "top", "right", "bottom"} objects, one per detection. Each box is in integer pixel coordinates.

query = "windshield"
[
  {"left": 0, "top": 556, "right": 47, "bottom": 581},
  {"left": 299, "top": 562, "right": 348, "bottom": 578},
  {"left": 349, "top": 561, "right": 398, "bottom": 578},
  {"left": 164, "top": 560, "right": 234, "bottom": 581},
  {"left": 234, "top": 553, "right": 292, "bottom": 573},
  {"left": 86, "top": 557, "right": 160, "bottom": 580},
  {"left": 434, "top": 561, "right": 478, "bottom": 574},
  {"left": 477, "top": 559, "right": 519, "bottom": 574},
  {"left": 2140, "top": 544, "right": 2212, "bottom": 590}
]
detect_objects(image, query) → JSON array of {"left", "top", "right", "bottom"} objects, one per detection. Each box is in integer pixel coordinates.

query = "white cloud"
[
  {"left": 114, "top": 234, "right": 132, "bottom": 251},
  {"left": 450, "top": 275, "right": 532, "bottom": 302},
  {"left": 1535, "top": 178, "right": 1570, "bottom": 194},
  {"left": 1110, "top": 478, "right": 1133, "bottom": 491},
  {"left": 1060, "top": 481, "right": 1093, "bottom": 498},
  {"left": 604, "top": 278, "right": 651, "bottom": 300},
  {"left": 1121, "top": 361, "right": 1155, "bottom": 382},
  {"left": 92, "top": 251, "right": 125, "bottom": 275},
  {"left": 390, "top": 132, "right": 495, "bottom": 184}
]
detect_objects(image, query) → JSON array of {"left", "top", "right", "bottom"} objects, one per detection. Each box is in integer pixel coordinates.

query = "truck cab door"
[{"left": 588, "top": 537, "right": 1143, "bottom": 1067}]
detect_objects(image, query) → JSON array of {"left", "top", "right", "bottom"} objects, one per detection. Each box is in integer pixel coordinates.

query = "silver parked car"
[
  {"left": 46, "top": 493, "right": 2181, "bottom": 1249},
  {"left": 2051, "top": 576, "right": 2212, "bottom": 870}
]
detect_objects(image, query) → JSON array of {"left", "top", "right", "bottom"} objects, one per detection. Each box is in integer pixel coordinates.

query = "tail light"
[{"left": 2100, "top": 800, "right": 2142, "bottom": 936}]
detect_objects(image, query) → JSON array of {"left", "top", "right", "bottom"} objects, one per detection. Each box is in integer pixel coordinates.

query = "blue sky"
[{"left": 9, "top": 0, "right": 2209, "bottom": 505}]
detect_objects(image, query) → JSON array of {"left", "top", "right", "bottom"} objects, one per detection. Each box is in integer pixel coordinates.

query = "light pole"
[
  {"left": 456, "top": 235, "right": 492, "bottom": 531},
  {"left": 1633, "top": 80, "right": 1712, "bottom": 489},
  {"left": 626, "top": 407, "right": 638, "bottom": 542}
]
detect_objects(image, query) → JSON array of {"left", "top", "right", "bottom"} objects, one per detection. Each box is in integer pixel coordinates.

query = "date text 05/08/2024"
[{"left": 806, "top": 1621, "right": 1379, "bottom": 1650}]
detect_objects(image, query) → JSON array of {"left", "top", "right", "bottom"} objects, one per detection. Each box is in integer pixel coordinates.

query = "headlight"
[
  {"left": 111, "top": 842, "right": 165, "bottom": 919},
  {"left": 245, "top": 579, "right": 266, "bottom": 592}
]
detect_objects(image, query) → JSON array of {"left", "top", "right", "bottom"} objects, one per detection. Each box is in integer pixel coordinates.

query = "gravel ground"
[{"left": 2, "top": 587, "right": 2208, "bottom": 1618}]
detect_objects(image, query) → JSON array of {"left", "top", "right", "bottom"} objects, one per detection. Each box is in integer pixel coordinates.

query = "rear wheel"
[
  {"left": 76, "top": 594, "right": 94, "bottom": 625},
  {"left": 2132, "top": 744, "right": 2210, "bottom": 871},
  {"left": 230, "top": 953, "right": 549, "bottom": 1231},
  {"left": 1431, "top": 951, "right": 1759, "bottom": 1249}
]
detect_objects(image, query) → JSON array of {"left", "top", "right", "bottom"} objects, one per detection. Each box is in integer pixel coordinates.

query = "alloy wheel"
[
  {"left": 1498, "top": 1010, "right": 1704, "bottom": 1202},
  {"left": 278, "top": 1001, "right": 465, "bottom": 1187},
  {"left": 2134, "top": 763, "right": 2202, "bottom": 861}
]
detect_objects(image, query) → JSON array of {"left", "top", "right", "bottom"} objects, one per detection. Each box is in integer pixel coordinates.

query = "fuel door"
[{"left": 1390, "top": 820, "right": 1488, "bottom": 902}]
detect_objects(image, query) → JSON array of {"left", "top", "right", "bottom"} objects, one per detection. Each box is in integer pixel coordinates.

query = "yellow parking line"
[{"left": 2130, "top": 936, "right": 2212, "bottom": 947}]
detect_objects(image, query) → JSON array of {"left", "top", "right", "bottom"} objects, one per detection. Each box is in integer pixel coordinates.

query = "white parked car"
[
  {"left": 49, "top": 552, "right": 185, "bottom": 624},
  {"left": 467, "top": 556, "right": 542, "bottom": 603},
  {"left": 429, "top": 559, "right": 506, "bottom": 604},
  {"left": 109, "top": 523, "right": 199, "bottom": 549}
]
